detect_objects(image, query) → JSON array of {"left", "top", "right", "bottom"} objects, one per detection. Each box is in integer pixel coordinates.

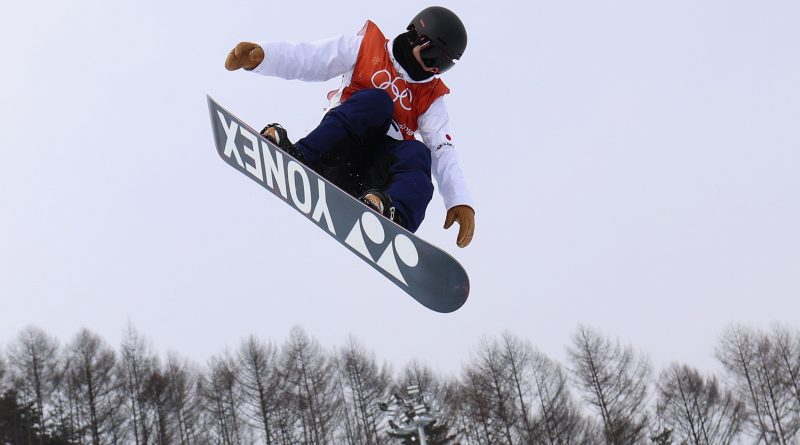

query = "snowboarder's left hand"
[{"left": 444, "top": 205, "right": 475, "bottom": 248}]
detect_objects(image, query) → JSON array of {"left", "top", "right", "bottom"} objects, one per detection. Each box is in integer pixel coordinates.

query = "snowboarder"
[{"left": 224, "top": 6, "right": 475, "bottom": 248}]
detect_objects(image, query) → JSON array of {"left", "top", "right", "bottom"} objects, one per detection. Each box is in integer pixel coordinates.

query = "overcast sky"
[{"left": 1, "top": 0, "right": 798, "bottom": 376}]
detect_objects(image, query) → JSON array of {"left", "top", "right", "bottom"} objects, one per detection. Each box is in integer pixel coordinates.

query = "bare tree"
[
  {"left": 497, "top": 332, "right": 536, "bottom": 442},
  {"left": 456, "top": 338, "right": 524, "bottom": 445},
  {"left": 143, "top": 363, "right": 178, "bottom": 445},
  {"left": 49, "top": 356, "right": 79, "bottom": 443},
  {"left": 8, "top": 321, "right": 798, "bottom": 445},
  {"left": 236, "top": 335, "right": 284, "bottom": 445},
  {"left": 498, "top": 332, "right": 597, "bottom": 444},
  {"left": 119, "top": 323, "right": 158, "bottom": 445},
  {"left": 279, "top": 326, "right": 341, "bottom": 445},
  {"left": 770, "top": 325, "right": 800, "bottom": 418},
  {"left": 716, "top": 324, "right": 800, "bottom": 444},
  {"left": 6, "top": 326, "right": 60, "bottom": 444},
  {"left": 453, "top": 334, "right": 593, "bottom": 445},
  {"left": 335, "top": 336, "right": 391, "bottom": 445},
  {"left": 397, "top": 360, "right": 444, "bottom": 396},
  {"left": 567, "top": 325, "right": 651, "bottom": 445},
  {"left": 526, "top": 345, "right": 594, "bottom": 444},
  {"left": 457, "top": 363, "right": 505, "bottom": 444},
  {"left": 656, "top": 363, "right": 744, "bottom": 444},
  {"left": 201, "top": 353, "right": 247, "bottom": 445},
  {"left": 66, "top": 328, "right": 124, "bottom": 445},
  {"left": 163, "top": 352, "right": 205, "bottom": 445}
]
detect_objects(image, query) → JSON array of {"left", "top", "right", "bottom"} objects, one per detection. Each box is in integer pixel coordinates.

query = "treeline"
[{"left": 0, "top": 323, "right": 798, "bottom": 445}]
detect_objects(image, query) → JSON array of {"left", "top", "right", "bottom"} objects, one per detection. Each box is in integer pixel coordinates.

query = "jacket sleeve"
[
  {"left": 417, "top": 97, "right": 475, "bottom": 211},
  {"left": 250, "top": 34, "right": 363, "bottom": 82}
]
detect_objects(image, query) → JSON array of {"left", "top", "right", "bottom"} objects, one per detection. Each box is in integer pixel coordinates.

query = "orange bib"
[{"left": 341, "top": 21, "right": 450, "bottom": 140}]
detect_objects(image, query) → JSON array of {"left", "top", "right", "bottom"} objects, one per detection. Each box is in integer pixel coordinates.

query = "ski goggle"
[
  {"left": 407, "top": 26, "right": 457, "bottom": 74},
  {"left": 418, "top": 41, "right": 456, "bottom": 73}
]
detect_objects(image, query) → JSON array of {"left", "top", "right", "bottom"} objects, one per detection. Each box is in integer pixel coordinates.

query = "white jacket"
[{"left": 251, "top": 32, "right": 474, "bottom": 212}]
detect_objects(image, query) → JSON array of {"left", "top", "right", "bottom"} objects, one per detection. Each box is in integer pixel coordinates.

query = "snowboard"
[{"left": 207, "top": 96, "right": 469, "bottom": 313}]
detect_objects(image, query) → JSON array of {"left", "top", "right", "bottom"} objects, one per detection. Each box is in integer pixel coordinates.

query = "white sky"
[{"left": 1, "top": 0, "right": 798, "bottom": 376}]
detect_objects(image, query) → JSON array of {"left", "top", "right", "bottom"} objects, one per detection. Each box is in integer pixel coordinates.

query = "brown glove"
[
  {"left": 444, "top": 205, "right": 475, "bottom": 248},
  {"left": 225, "top": 42, "right": 265, "bottom": 71}
]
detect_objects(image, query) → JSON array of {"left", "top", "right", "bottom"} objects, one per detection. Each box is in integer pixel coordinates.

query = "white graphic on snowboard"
[{"left": 345, "top": 212, "right": 419, "bottom": 285}]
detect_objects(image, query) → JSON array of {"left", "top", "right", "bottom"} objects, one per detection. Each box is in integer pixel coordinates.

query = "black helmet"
[{"left": 407, "top": 6, "right": 467, "bottom": 74}]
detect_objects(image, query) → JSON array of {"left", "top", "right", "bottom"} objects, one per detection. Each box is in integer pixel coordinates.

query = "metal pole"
[{"left": 418, "top": 425, "right": 428, "bottom": 445}]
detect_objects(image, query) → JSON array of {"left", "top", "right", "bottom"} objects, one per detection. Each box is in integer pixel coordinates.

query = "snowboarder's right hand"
[{"left": 225, "top": 42, "right": 265, "bottom": 71}]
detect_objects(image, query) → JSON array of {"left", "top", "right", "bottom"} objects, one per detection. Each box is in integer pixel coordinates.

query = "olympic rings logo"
[{"left": 371, "top": 70, "right": 413, "bottom": 111}]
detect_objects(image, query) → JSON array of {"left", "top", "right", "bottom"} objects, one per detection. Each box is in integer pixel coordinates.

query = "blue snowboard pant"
[{"left": 295, "top": 88, "right": 434, "bottom": 233}]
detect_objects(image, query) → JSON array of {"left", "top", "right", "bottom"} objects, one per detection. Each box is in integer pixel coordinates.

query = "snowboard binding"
[
  {"left": 261, "top": 123, "right": 305, "bottom": 161},
  {"left": 359, "top": 189, "right": 399, "bottom": 223}
]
